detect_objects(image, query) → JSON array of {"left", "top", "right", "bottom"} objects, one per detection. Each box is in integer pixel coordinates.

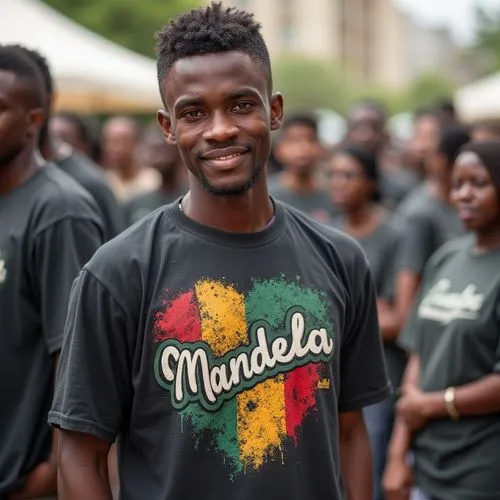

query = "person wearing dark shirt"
[
  {"left": 344, "top": 100, "right": 419, "bottom": 209},
  {"left": 0, "top": 45, "right": 103, "bottom": 499},
  {"left": 15, "top": 46, "right": 124, "bottom": 241},
  {"left": 49, "top": 4, "right": 390, "bottom": 500},
  {"left": 471, "top": 121, "right": 500, "bottom": 143},
  {"left": 50, "top": 111, "right": 102, "bottom": 163},
  {"left": 268, "top": 113, "right": 334, "bottom": 222},
  {"left": 123, "top": 121, "right": 186, "bottom": 226},
  {"left": 329, "top": 146, "right": 405, "bottom": 500},
  {"left": 395, "top": 125, "right": 470, "bottom": 325},
  {"left": 384, "top": 140, "right": 500, "bottom": 500}
]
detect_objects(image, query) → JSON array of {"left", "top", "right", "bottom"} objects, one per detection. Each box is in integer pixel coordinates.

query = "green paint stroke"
[
  {"left": 246, "top": 277, "right": 328, "bottom": 327},
  {"left": 183, "top": 398, "right": 243, "bottom": 474}
]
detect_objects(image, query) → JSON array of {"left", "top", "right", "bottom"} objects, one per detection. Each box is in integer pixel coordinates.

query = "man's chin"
[{"left": 200, "top": 167, "right": 263, "bottom": 196}]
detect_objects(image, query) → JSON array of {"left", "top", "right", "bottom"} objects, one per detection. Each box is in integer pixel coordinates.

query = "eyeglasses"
[{"left": 327, "top": 171, "right": 365, "bottom": 181}]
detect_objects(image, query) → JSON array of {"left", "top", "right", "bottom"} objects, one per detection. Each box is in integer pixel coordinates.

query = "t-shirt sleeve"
[
  {"left": 397, "top": 212, "right": 435, "bottom": 276},
  {"left": 32, "top": 217, "right": 103, "bottom": 354},
  {"left": 91, "top": 182, "right": 125, "bottom": 240},
  {"left": 338, "top": 251, "right": 391, "bottom": 412},
  {"left": 48, "top": 269, "right": 133, "bottom": 442},
  {"left": 379, "top": 231, "right": 402, "bottom": 301}
]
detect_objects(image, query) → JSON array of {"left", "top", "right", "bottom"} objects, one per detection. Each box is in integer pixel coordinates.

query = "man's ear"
[
  {"left": 26, "top": 107, "right": 45, "bottom": 137},
  {"left": 157, "top": 109, "right": 176, "bottom": 144},
  {"left": 270, "top": 92, "right": 284, "bottom": 132}
]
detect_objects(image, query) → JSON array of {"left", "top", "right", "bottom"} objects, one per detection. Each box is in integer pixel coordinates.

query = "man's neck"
[
  {"left": 281, "top": 170, "right": 316, "bottom": 193},
  {"left": 343, "top": 204, "right": 381, "bottom": 238},
  {"left": 182, "top": 176, "right": 273, "bottom": 233},
  {"left": 427, "top": 176, "right": 451, "bottom": 204},
  {"left": 0, "top": 147, "right": 41, "bottom": 195}
]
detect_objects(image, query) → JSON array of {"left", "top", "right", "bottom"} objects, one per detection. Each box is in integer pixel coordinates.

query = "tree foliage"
[
  {"left": 273, "top": 57, "right": 353, "bottom": 114},
  {"left": 474, "top": 6, "right": 500, "bottom": 72},
  {"left": 42, "top": 0, "right": 201, "bottom": 57}
]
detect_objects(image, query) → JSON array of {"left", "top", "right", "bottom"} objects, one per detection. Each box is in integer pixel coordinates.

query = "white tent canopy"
[
  {"left": 455, "top": 71, "right": 500, "bottom": 123},
  {"left": 0, "top": 0, "right": 161, "bottom": 113}
]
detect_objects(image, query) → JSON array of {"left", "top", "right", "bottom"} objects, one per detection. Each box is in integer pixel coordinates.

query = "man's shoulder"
[
  {"left": 58, "top": 151, "right": 112, "bottom": 194},
  {"left": 85, "top": 203, "right": 179, "bottom": 274},
  {"left": 33, "top": 164, "right": 102, "bottom": 223},
  {"left": 283, "top": 203, "right": 368, "bottom": 270}
]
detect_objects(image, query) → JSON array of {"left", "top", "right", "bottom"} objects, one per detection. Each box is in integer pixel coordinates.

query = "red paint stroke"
[
  {"left": 154, "top": 289, "right": 201, "bottom": 343},
  {"left": 284, "top": 364, "right": 321, "bottom": 441}
]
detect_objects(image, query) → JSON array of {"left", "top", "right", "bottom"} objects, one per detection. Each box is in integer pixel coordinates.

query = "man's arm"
[
  {"left": 58, "top": 431, "right": 112, "bottom": 500},
  {"left": 339, "top": 410, "right": 373, "bottom": 500}
]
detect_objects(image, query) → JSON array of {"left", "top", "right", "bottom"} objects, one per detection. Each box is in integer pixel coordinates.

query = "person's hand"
[
  {"left": 396, "top": 385, "right": 431, "bottom": 432},
  {"left": 383, "top": 456, "right": 413, "bottom": 500},
  {"left": 8, "top": 461, "right": 57, "bottom": 499}
]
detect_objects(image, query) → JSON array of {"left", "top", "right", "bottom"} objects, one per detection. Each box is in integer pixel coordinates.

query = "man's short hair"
[
  {"left": 155, "top": 1, "right": 271, "bottom": 105},
  {"left": 0, "top": 45, "right": 45, "bottom": 108},
  {"left": 11, "top": 45, "right": 53, "bottom": 98},
  {"left": 438, "top": 124, "right": 471, "bottom": 166},
  {"left": 281, "top": 113, "right": 318, "bottom": 136}
]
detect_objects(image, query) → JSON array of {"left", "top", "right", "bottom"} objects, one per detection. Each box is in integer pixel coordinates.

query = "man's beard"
[
  {"left": 0, "top": 144, "right": 24, "bottom": 171},
  {"left": 199, "top": 162, "right": 264, "bottom": 196}
]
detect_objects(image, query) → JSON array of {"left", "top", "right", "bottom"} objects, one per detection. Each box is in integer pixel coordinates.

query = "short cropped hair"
[
  {"left": 11, "top": 45, "right": 53, "bottom": 97},
  {"left": 348, "top": 99, "right": 387, "bottom": 123},
  {"left": 438, "top": 125, "right": 471, "bottom": 167},
  {"left": 0, "top": 45, "right": 45, "bottom": 108},
  {"left": 281, "top": 113, "right": 318, "bottom": 136},
  {"left": 155, "top": 1, "right": 271, "bottom": 105}
]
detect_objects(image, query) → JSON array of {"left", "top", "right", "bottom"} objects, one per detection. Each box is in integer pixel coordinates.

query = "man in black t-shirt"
[
  {"left": 49, "top": 4, "right": 390, "bottom": 499},
  {"left": 15, "top": 46, "right": 124, "bottom": 241},
  {"left": 0, "top": 46, "right": 104, "bottom": 499}
]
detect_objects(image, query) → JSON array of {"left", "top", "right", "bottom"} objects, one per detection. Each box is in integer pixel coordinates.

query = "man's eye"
[
  {"left": 183, "top": 110, "right": 203, "bottom": 118},
  {"left": 233, "top": 102, "right": 253, "bottom": 111}
]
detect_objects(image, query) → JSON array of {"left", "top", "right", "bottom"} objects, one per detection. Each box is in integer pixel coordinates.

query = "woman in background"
[
  {"left": 384, "top": 141, "right": 500, "bottom": 500},
  {"left": 329, "top": 146, "right": 406, "bottom": 500}
]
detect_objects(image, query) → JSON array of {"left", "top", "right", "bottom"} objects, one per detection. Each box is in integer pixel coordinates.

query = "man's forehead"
[{"left": 165, "top": 51, "right": 267, "bottom": 98}]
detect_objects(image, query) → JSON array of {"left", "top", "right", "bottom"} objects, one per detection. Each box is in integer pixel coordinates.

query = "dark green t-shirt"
[
  {"left": 400, "top": 236, "right": 500, "bottom": 500},
  {"left": 0, "top": 164, "right": 104, "bottom": 495},
  {"left": 123, "top": 188, "right": 185, "bottom": 227},
  {"left": 56, "top": 149, "right": 124, "bottom": 240},
  {"left": 49, "top": 201, "right": 390, "bottom": 500},
  {"left": 394, "top": 184, "right": 466, "bottom": 276},
  {"left": 332, "top": 217, "right": 407, "bottom": 388}
]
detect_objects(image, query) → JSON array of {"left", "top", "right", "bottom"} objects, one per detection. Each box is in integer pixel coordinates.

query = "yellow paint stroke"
[
  {"left": 195, "top": 280, "right": 247, "bottom": 356},
  {"left": 237, "top": 375, "right": 286, "bottom": 470}
]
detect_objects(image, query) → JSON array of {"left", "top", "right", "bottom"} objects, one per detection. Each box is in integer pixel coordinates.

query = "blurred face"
[
  {"left": 275, "top": 123, "right": 322, "bottom": 176},
  {"left": 50, "top": 116, "right": 89, "bottom": 156},
  {"left": 472, "top": 126, "right": 500, "bottom": 143},
  {"left": 101, "top": 119, "right": 138, "bottom": 170},
  {"left": 409, "top": 115, "right": 440, "bottom": 170},
  {"left": 347, "top": 107, "right": 385, "bottom": 153},
  {"left": 139, "top": 133, "right": 181, "bottom": 179},
  {"left": 329, "top": 153, "right": 374, "bottom": 211},
  {"left": 451, "top": 151, "right": 500, "bottom": 232},
  {"left": 158, "top": 51, "right": 283, "bottom": 196},
  {"left": 0, "top": 70, "right": 43, "bottom": 169}
]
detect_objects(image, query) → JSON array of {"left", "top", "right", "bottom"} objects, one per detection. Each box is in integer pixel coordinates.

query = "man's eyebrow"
[
  {"left": 174, "top": 96, "right": 204, "bottom": 110},
  {"left": 226, "top": 88, "right": 262, "bottom": 100}
]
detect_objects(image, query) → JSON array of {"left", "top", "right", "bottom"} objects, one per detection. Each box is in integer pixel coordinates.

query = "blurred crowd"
[{"left": 3, "top": 37, "right": 500, "bottom": 500}]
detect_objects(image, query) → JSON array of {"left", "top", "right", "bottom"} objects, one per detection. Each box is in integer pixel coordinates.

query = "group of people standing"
[{"left": 1, "top": 2, "right": 500, "bottom": 500}]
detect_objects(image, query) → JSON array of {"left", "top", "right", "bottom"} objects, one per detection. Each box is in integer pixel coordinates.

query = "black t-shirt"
[
  {"left": 394, "top": 184, "right": 465, "bottom": 276},
  {"left": 0, "top": 164, "right": 104, "bottom": 495},
  {"left": 49, "top": 200, "right": 390, "bottom": 500},
  {"left": 400, "top": 236, "right": 500, "bottom": 500},
  {"left": 123, "top": 188, "right": 185, "bottom": 227},
  {"left": 332, "top": 216, "right": 407, "bottom": 389},
  {"left": 56, "top": 148, "right": 124, "bottom": 240}
]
